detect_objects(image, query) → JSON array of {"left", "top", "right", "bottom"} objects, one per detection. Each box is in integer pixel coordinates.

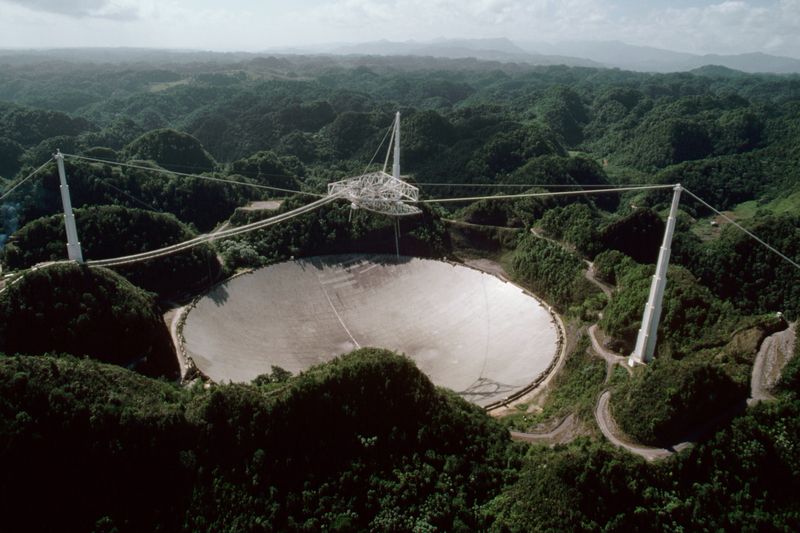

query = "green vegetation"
[
  {"left": 537, "top": 203, "right": 601, "bottom": 256},
  {"left": 504, "top": 336, "right": 606, "bottom": 431},
  {"left": 511, "top": 233, "right": 598, "bottom": 312},
  {"left": 0, "top": 52, "right": 799, "bottom": 530},
  {"left": 0, "top": 354, "right": 191, "bottom": 532},
  {"left": 219, "top": 197, "right": 449, "bottom": 270},
  {"left": 0, "top": 263, "right": 176, "bottom": 377},
  {"left": 121, "top": 128, "right": 217, "bottom": 172},
  {"left": 592, "top": 249, "right": 636, "bottom": 285},
  {"left": 0, "top": 349, "right": 521, "bottom": 531},
  {"left": 2, "top": 205, "right": 220, "bottom": 297},
  {"left": 15, "top": 158, "right": 253, "bottom": 232},
  {"left": 677, "top": 214, "right": 800, "bottom": 318},
  {"left": 486, "top": 440, "right": 654, "bottom": 531},
  {"left": 598, "top": 207, "right": 665, "bottom": 263},
  {"left": 445, "top": 220, "right": 520, "bottom": 259},
  {"left": 0, "top": 340, "right": 798, "bottom": 531},
  {"left": 599, "top": 262, "right": 736, "bottom": 356},
  {"left": 611, "top": 358, "right": 746, "bottom": 445}
]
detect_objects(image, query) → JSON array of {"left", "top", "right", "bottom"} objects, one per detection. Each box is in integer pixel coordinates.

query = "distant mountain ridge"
[
  {"left": 311, "top": 38, "right": 800, "bottom": 74},
  {"left": 2, "top": 38, "right": 799, "bottom": 74},
  {"left": 519, "top": 40, "right": 800, "bottom": 74},
  {"left": 330, "top": 38, "right": 602, "bottom": 68}
]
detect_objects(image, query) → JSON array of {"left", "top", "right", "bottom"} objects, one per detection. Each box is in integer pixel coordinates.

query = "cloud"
[
  {"left": 2, "top": 0, "right": 141, "bottom": 20},
  {"left": 299, "top": 0, "right": 799, "bottom": 57},
  {"left": 0, "top": 0, "right": 797, "bottom": 58},
  {"left": 627, "top": 1, "right": 800, "bottom": 56},
  {"left": 305, "top": 0, "right": 612, "bottom": 41}
]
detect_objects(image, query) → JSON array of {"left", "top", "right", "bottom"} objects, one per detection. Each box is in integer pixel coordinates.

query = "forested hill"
[
  {"left": 1, "top": 53, "right": 797, "bottom": 203},
  {"left": 1, "top": 347, "right": 799, "bottom": 530},
  {"left": 0, "top": 349, "right": 519, "bottom": 531},
  {"left": 0, "top": 52, "right": 799, "bottom": 530}
]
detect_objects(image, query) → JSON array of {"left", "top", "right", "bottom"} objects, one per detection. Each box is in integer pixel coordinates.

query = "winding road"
[
  {"left": 510, "top": 414, "right": 578, "bottom": 445},
  {"left": 524, "top": 225, "right": 798, "bottom": 460},
  {"left": 588, "top": 324, "right": 632, "bottom": 380},
  {"left": 166, "top": 304, "right": 190, "bottom": 379},
  {"left": 595, "top": 391, "right": 692, "bottom": 461}
]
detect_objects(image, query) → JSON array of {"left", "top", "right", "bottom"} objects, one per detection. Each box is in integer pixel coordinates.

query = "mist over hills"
[
  {"left": 284, "top": 37, "right": 800, "bottom": 74},
  {"left": 525, "top": 40, "right": 800, "bottom": 74},
  {"left": 2, "top": 37, "right": 799, "bottom": 74}
]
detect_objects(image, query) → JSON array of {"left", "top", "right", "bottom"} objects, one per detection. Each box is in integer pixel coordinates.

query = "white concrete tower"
[
  {"left": 392, "top": 111, "right": 401, "bottom": 180},
  {"left": 54, "top": 150, "right": 84, "bottom": 263},
  {"left": 629, "top": 183, "right": 683, "bottom": 365}
]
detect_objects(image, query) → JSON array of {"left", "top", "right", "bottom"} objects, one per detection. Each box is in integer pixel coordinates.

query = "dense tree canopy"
[
  {"left": 0, "top": 51, "right": 798, "bottom": 531},
  {"left": 2, "top": 205, "right": 221, "bottom": 297},
  {"left": 511, "top": 233, "right": 598, "bottom": 312},
  {"left": 0, "top": 349, "right": 520, "bottom": 531},
  {"left": 0, "top": 264, "right": 176, "bottom": 377},
  {"left": 121, "top": 128, "right": 217, "bottom": 172}
]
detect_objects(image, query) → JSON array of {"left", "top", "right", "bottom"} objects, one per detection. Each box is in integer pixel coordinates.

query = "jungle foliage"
[
  {"left": 0, "top": 263, "right": 176, "bottom": 377},
  {"left": 0, "top": 52, "right": 799, "bottom": 531},
  {"left": 2, "top": 205, "right": 220, "bottom": 297},
  {"left": 510, "top": 232, "right": 598, "bottom": 312},
  {"left": 0, "top": 350, "right": 522, "bottom": 532},
  {"left": 218, "top": 196, "right": 450, "bottom": 270}
]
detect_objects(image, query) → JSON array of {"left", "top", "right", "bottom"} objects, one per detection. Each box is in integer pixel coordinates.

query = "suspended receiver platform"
[
  {"left": 327, "top": 111, "right": 421, "bottom": 217},
  {"left": 328, "top": 170, "right": 421, "bottom": 216}
]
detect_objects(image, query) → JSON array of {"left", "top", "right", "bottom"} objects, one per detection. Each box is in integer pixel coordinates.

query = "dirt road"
[
  {"left": 595, "top": 391, "right": 692, "bottom": 461},
  {"left": 510, "top": 414, "right": 579, "bottom": 445},
  {"left": 164, "top": 305, "right": 189, "bottom": 379}
]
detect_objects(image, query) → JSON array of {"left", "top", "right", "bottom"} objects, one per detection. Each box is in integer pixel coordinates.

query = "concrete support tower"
[
  {"left": 54, "top": 150, "right": 84, "bottom": 263},
  {"left": 392, "top": 112, "right": 401, "bottom": 259},
  {"left": 629, "top": 183, "right": 682, "bottom": 365},
  {"left": 392, "top": 111, "right": 401, "bottom": 180}
]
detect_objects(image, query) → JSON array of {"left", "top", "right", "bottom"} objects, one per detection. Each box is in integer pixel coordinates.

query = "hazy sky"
[{"left": 1, "top": 0, "right": 798, "bottom": 58}]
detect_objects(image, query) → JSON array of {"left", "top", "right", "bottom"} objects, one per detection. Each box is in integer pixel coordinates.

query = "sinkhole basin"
[{"left": 183, "top": 254, "right": 560, "bottom": 406}]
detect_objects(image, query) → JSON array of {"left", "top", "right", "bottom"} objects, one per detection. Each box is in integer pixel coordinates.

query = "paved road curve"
[{"left": 595, "top": 391, "right": 692, "bottom": 461}]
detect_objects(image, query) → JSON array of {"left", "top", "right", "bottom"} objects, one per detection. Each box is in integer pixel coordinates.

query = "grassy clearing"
[
  {"left": 692, "top": 190, "right": 800, "bottom": 240},
  {"left": 149, "top": 79, "right": 190, "bottom": 92},
  {"left": 766, "top": 189, "right": 800, "bottom": 214}
]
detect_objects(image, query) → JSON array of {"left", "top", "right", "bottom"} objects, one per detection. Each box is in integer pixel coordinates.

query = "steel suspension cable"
[
  {"left": 61, "top": 153, "right": 324, "bottom": 197},
  {"left": 0, "top": 160, "right": 53, "bottom": 202},
  {"left": 84, "top": 194, "right": 340, "bottom": 267},
  {"left": 414, "top": 184, "right": 675, "bottom": 203},
  {"left": 683, "top": 187, "right": 800, "bottom": 272},
  {"left": 416, "top": 182, "right": 654, "bottom": 188}
]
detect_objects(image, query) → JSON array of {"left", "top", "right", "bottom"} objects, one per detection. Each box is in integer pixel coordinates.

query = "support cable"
[
  {"left": 417, "top": 182, "right": 653, "bottom": 189},
  {"left": 683, "top": 188, "right": 800, "bottom": 272},
  {"left": 61, "top": 153, "right": 324, "bottom": 197},
  {"left": 89, "top": 175, "right": 160, "bottom": 212},
  {"left": 414, "top": 184, "right": 675, "bottom": 204},
  {"left": 82, "top": 194, "right": 340, "bottom": 268},
  {"left": 0, "top": 160, "right": 53, "bottom": 202},
  {"left": 355, "top": 118, "right": 393, "bottom": 176},
  {"left": 383, "top": 123, "right": 396, "bottom": 174}
]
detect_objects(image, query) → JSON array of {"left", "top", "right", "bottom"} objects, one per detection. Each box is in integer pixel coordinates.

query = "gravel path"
[
  {"left": 164, "top": 305, "right": 190, "bottom": 379},
  {"left": 510, "top": 414, "right": 580, "bottom": 445},
  {"left": 588, "top": 324, "right": 632, "bottom": 380}
]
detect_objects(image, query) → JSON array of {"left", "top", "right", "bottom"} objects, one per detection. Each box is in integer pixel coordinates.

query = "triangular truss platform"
[{"left": 327, "top": 112, "right": 421, "bottom": 217}]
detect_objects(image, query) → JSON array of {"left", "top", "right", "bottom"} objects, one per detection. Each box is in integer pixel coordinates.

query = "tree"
[
  {"left": 0, "top": 263, "right": 177, "bottom": 377},
  {"left": 0, "top": 136, "right": 23, "bottom": 178},
  {"left": 122, "top": 128, "right": 216, "bottom": 172},
  {"left": 2, "top": 205, "right": 221, "bottom": 297}
]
